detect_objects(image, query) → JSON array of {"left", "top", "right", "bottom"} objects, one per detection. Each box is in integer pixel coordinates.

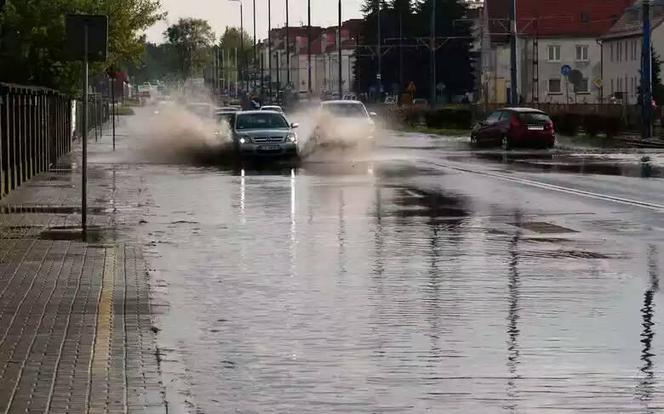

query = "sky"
[{"left": 146, "top": 0, "right": 365, "bottom": 44}]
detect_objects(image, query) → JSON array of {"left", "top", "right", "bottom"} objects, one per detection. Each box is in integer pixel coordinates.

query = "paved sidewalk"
[{"left": 0, "top": 135, "right": 166, "bottom": 413}]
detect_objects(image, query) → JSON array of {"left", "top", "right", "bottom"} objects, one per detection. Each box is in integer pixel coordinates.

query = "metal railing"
[{"left": 0, "top": 83, "right": 72, "bottom": 199}]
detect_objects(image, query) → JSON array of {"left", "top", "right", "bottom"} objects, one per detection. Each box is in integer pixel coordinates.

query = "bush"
[
  {"left": 581, "top": 114, "right": 624, "bottom": 137},
  {"left": 115, "top": 106, "right": 135, "bottom": 116},
  {"left": 603, "top": 115, "right": 624, "bottom": 137},
  {"left": 402, "top": 108, "right": 424, "bottom": 127},
  {"left": 552, "top": 113, "right": 582, "bottom": 136},
  {"left": 424, "top": 108, "right": 473, "bottom": 130},
  {"left": 582, "top": 114, "right": 603, "bottom": 137}
]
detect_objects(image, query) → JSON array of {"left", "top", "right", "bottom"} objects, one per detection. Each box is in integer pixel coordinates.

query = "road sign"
[
  {"left": 376, "top": 73, "right": 382, "bottom": 80},
  {"left": 593, "top": 78, "right": 603, "bottom": 88},
  {"left": 569, "top": 70, "right": 583, "bottom": 86},
  {"left": 561, "top": 65, "right": 572, "bottom": 77},
  {"left": 65, "top": 15, "right": 108, "bottom": 62}
]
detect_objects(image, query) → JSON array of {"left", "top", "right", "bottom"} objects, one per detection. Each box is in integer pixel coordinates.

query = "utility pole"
[
  {"left": 286, "top": 0, "right": 290, "bottom": 87},
  {"left": 430, "top": 0, "right": 436, "bottom": 106},
  {"left": 268, "top": 0, "right": 272, "bottom": 100},
  {"left": 308, "top": 0, "right": 312, "bottom": 93},
  {"left": 510, "top": 0, "right": 518, "bottom": 105},
  {"left": 399, "top": 10, "right": 404, "bottom": 89},
  {"left": 253, "top": 0, "right": 257, "bottom": 90},
  {"left": 377, "top": 1, "right": 383, "bottom": 97},
  {"left": 642, "top": 0, "right": 653, "bottom": 138},
  {"left": 338, "top": 0, "right": 343, "bottom": 97}
]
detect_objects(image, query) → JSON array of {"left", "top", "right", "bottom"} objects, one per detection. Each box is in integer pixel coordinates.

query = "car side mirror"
[
  {"left": 291, "top": 122, "right": 300, "bottom": 129},
  {"left": 369, "top": 112, "right": 378, "bottom": 117}
]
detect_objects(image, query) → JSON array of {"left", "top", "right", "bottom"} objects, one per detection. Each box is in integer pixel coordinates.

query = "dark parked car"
[{"left": 471, "top": 108, "right": 555, "bottom": 150}]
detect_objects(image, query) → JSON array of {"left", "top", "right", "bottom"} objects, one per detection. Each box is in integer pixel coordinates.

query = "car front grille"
[{"left": 252, "top": 136, "right": 285, "bottom": 143}]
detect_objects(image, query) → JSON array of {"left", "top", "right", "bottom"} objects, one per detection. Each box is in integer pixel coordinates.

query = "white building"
[
  {"left": 481, "top": 0, "right": 633, "bottom": 104},
  {"left": 602, "top": 1, "right": 664, "bottom": 104}
]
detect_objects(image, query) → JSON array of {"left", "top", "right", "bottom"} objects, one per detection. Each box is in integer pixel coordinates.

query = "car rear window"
[
  {"left": 322, "top": 103, "right": 368, "bottom": 118},
  {"left": 518, "top": 112, "right": 551, "bottom": 123}
]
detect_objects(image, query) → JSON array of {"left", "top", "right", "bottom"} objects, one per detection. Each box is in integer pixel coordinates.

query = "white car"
[
  {"left": 260, "top": 105, "right": 284, "bottom": 113},
  {"left": 313, "top": 100, "right": 377, "bottom": 149}
]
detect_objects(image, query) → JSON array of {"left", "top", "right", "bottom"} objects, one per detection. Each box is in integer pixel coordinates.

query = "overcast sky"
[{"left": 146, "top": 0, "right": 365, "bottom": 43}]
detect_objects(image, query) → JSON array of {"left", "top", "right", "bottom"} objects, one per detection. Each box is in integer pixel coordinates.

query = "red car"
[{"left": 471, "top": 108, "right": 555, "bottom": 150}]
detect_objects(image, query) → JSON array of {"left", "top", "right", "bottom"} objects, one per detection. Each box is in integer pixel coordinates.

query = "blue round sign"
[{"left": 561, "top": 65, "right": 572, "bottom": 77}]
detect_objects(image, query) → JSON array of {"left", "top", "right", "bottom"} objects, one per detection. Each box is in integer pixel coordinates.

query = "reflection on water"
[
  {"left": 142, "top": 159, "right": 664, "bottom": 413},
  {"left": 637, "top": 245, "right": 660, "bottom": 410},
  {"left": 506, "top": 212, "right": 522, "bottom": 412}
]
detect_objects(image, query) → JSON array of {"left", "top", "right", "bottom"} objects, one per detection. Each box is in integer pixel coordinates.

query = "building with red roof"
[
  {"left": 481, "top": 0, "right": 632, "bottom": 103},
  {"left": 261, "top": 19, "right": 362, "bottom": 97},
  {"left": 601, "top": 1, "right": 664, "bottom": 105}
]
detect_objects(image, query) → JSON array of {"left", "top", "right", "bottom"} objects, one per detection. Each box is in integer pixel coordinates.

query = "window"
[
  {"left": 549, "top": 78, "right": 562, "bottom": 94},
  {"left": 633, "top": 40, "right": 639, "bottom": 60},
  {"left": 611, "top": 78, "right": 615, "bottom": 94},
  {"left": 575, "top": 78, "right": 590, "bottom": 93},
  {"left": 617, "top": 42, "right": 622, "bottom": 61},
  {"left": 576, "top": 45, "right": 589, "bottom": 61},
  {"left": 617, "top": 77, "right": 623, "bottom": 92},
  {"left": 486, "top": 111, "right": 502, "bottom": 124},
  {"left": 610, "top": 43, "right": 614, "bottom": 62},
  {"left": 548, "top": 45, "right": 561, "bottom": 62},
  {"left": 498, "top": 111, "right": 512, "bottom": 121}
]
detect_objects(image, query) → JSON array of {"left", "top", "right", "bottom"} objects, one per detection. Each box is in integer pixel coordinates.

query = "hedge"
[
  {"left": 551, "top": 113, "right": 623, "bottom": 137},
  {"left": 424, "top": 108, "right": 473, "bottom": 129}
]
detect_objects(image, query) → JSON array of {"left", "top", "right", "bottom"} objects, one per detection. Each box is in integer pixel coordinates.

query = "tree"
[
  {"left": 165, "top": 18, "right": 216, "bottom": 79},
  {"left": 126, "top": 43, "right": 180, "bottom": 84},
  {"left": 653, "top": 51, "right": 664, "bottom": 105},
  {"left": 355, "top": 0, "right": 474, "bottom": 101},
  {"left": 0, "top": 0, "right": 164, "bottom": 94}
]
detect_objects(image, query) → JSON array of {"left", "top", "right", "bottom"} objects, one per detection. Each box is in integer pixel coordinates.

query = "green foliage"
[
  {"left": 165, "top": 18, "right": 215, "bottom": 79},
  {"left": 552, "top": 113, "right": 623, "bottom": 138},
  {"left": 126, "top": 42, "right": 180, "bottom": 84},
  {"left": 424, "top": 108, "right": 472, "bottom": 129},
  {"left": 551, "top": 113, "right": 581, "bottom": 136},
  {"left": 0, "top": 0, "right": 164, "bottom": 95},
  {"left": 653, "top": 51, "right": 664, "bottom": 105}
]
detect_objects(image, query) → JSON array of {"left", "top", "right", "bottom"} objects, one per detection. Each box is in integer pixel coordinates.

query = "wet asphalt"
[{"left": 103, "top": 110, "right": 664, "bottom": 412}]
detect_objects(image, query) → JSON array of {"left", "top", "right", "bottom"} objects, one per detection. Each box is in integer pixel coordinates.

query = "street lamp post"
[
  {"left": 338, "top": 0, "right": 343, "bottom": 97},
  {"left": 253, "top": 0, "right": 257, "bottom": 90},
  {"left": 286, "top": 0, "right": 290, "bottom": 87},
  {"left": 308, "top": 0, "right": 312, "bottom": 93},
  {"left": 228, "top": 0, "right": 244, "bottom": 93},
  {"left": 268, "top": 0, "right": 272, "bottom": 100}
]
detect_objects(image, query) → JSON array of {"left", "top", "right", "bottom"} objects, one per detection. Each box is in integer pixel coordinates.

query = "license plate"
[
  {"left": 259, "top": 145, "right": 281, "bottom": 151},
  {"left": 528, "top": 125, "right": 544, "bottom": 131}
]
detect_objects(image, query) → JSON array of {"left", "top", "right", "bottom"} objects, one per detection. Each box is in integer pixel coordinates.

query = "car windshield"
[
  {"left": 518, "top": 112, "right": 551, "bottom": 123},
  {"left": 236, "top": 113, "right": 289, "bottom": 130},
  {"left": 187, "top": 105, "right": 210, "bottom": 117},
  {"left": 322, "top": 103, "right": 368, "bottom": 118}
]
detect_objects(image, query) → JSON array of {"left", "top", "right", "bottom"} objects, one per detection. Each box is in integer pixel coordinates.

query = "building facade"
[
  {"left": 602, "top": 1, "right": 664, "bottom": 104},
  {"left": 260, "top": 19, "right": 361, "bottom": 97},
  {"left": 480, "top": 0, "right": 633, "bottom": 104}
]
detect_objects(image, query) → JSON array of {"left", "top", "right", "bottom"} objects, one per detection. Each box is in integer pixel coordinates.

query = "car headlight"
[
  {"left": 287, "top": 132, "right": 298, "bottom": 143},
  {"left": 239, "top": 137, "right": 247, "bottom": 144}
]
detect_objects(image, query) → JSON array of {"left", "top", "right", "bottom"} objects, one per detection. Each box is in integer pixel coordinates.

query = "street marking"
[
  {"left": 88, "top": 247, "right": 117, "bottom": 414},
  {"left": 423, "top": 159, "right": 664, "bottom": 213}
]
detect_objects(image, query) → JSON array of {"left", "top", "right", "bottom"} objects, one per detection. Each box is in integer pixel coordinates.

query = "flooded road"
[{"left": 106, "top": 113, "right": 664, "bottom": 412}]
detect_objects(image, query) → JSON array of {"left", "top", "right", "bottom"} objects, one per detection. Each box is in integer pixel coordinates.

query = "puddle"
[
  {"left": 514, "top": 221, "right": 578, "bottom": 234},
  {"left": 0, "top": 205, "right": 109, "bottom": 215},
  {"left": 464, "top": 152, "right": 663, "bottom": 178},
  {"left": 391, "top": 188, "right": 468, "bottom": 220},
  {"left": 38, "top": 226, "right": 116, "bottom": 243}
]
